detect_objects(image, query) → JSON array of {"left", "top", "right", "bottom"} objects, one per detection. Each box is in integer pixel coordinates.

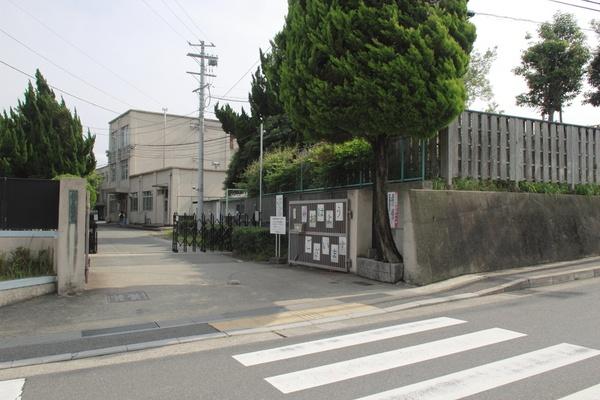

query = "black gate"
[
  {"left": 171, "top": 213, "right": 258, "bottom": 253},
  {"left": 0, "top": 177, "right": 59, "bottom": 230},
  {"left": 89, "top": 215, "right": 98, "bottom": 254}
]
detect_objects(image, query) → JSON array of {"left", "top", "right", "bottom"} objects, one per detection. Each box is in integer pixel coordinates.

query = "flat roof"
[{"left": 108, "top": 109, "right": 219, "bottom": 125}]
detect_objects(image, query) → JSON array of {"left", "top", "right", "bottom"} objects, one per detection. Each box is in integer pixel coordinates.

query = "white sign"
[
  {"left": 387, "top": 192, "right": 399, "bottom": 229},
  {"left": 292, "top": 207, "right": 297, "bottom": 220},
  {"left": 326, "top": 210, "right": 334, "bottom": 229},
  {"left": 322, "top": 237, "right": 330, "bottom": 255},
  {"left": 335, "top": 202, "right": 344, "bottom": 221},
  {"left": 309, "top": 210, "right": 317, "bottom": 228},
  {"left": 270, "top": 216, "right": 286, "bottom": 235},
  {"left": 305, "top": 236, "right": 312, "bottom": 253},
  {"left": 317, "top": 204, "right": 325, "bottom": 222},
  {"left": 276, "top": 195, "right": 284, "bottom": 217},
  {"left": 301, "top": 206, "right": 308, "bottom": 223},
  {"left": 313, "top": 243, "right": 321, "bottom": 261},
  {"left": 339, "top": 236, "right": 347, "bottom": 256},
  {"left": 331, "top": 244, "right": 339, "bottom": 263}
]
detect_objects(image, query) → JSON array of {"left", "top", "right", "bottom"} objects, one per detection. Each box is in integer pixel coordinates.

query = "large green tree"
[
  {"left": 0, "top": 70, "right": 96, "bottom": 178},
  {"left": 271, "top": 0, "right": 475, "bottom": 263},
  {"left": 514, "top": 12, "right": 590, "bottom": 122}
]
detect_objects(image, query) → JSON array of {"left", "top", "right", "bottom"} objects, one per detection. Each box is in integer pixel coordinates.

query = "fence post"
[
  {"left": 509, "top": 117, "right": 522, "bottom": 183},
  {"left": 567, "top": 126, "right": 577, "bottom": 190},
  {"left": 171, "top": 213, "right": 178, "bottom": 253},
  {"left": 440, "top": 121, "right": 457, "bottom": 187}
]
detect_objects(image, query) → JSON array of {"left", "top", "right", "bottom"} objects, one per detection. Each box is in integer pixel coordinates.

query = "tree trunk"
[
  {"left": 371, "top": 136, "right": 403, "bottom": 263},
  {"left": 559, "top": 108, "right": 563, "bottom": 123}
]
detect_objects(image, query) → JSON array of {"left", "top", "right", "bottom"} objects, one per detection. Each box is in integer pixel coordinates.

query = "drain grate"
[{"left": 107, "top": 291, "right": 150, "bottom": 303}]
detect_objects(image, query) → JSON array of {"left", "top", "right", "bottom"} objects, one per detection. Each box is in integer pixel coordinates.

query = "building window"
[
  {"left": 143, "top": 191, "right": 153, "bottom": 211},
  {"left": 110, "top": 165, "right": 116, "bottom": 182},
  {"left": 110, "top": 131, "right": 117, "bottom": 151},
  {"left": 130, "top": 192, "right": 138, "bottom": 212},
  {"left": 121, "top": 125, "right": 129, "bottom": 147},
  {"left": 120, "top": 160, "right": 128, "bottom": 180}
]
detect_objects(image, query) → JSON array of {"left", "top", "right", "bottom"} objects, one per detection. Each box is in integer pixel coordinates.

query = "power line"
[
  {"left": 160, "top": 0, "right": 199, "bottom": 40},
  {"left": 579, "top": 0, "right": 600, "bottom": 5},
  {"left": 221, "top": 55, "right": 265, "bottom": 98},
  {"left": 0, "top": 58, "right": 119, "bottom": 114},
  {"left": 140, "top": 0, "right": 188, "bottom": 42},
  {"left": 0, "top": 26, "right": 136, "bottom": 109},
  {"left": 212, "top": 95, "right": 250, "bottom": 103},
  {"left": 172, "top": 0, "right": 211, "bottom": 41},
  {"left": 547, "top": 0, "right": 600, "bottom": 12},
  {"left": 472, "top": 11, "right": 596, "bottom": 32},
  {"left": 6, "top": 0, "right": 163, "bottom": 106}
]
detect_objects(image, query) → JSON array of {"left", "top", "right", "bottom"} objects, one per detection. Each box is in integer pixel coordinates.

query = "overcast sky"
[{"left": 2, "top": 0, "right": 600, "bottom": 167}]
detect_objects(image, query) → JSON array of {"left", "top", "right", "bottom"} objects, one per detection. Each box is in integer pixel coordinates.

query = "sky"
[{"left": 1, "top": 0, "right": 600, "bottom": 167}]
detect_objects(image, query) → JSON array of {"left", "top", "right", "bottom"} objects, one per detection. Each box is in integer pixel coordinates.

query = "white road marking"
[
  {"left": 0, "top": 378, "right": 25, "bottom": 400},
  {"left": 233, "top": 317, "right": 466, "bottom": 366},
  {"left": 354, "top": 343, "right": 600, "bottom": 400},
  {"left": 265, "top": 327, "right": 525, "bottom": 393},
  {"left": 558, "top": 383, "right": 600, "bottom": 400}
]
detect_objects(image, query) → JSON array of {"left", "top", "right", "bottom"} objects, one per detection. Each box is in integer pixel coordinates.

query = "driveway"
[{"left": 0, "top": 225, "right": 394, "bottom": 343}]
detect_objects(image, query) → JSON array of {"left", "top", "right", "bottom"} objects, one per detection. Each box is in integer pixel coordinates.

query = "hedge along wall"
[{"left": 400, "top": 189, "right": 600, "bottom": 285}]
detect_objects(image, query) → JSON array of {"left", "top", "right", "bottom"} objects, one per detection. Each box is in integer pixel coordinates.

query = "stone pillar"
[
  {"left": 55, "top": 179, "right": 87, "bottom": 295},
  {"left": 347, "top": 188, "right": 372, "bottom": 274}
]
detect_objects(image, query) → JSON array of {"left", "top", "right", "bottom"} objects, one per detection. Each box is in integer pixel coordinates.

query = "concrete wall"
[
  {"left": 401, "top": 189, "right": 600, "bottom": 285},
  {"left": 0, "top": 234, "right": 55, "bottom": 256},
  {"left": 55, "top": 179, "right": 87, "bottom": 295}
]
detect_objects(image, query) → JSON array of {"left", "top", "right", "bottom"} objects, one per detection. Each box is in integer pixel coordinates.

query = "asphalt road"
[{"left": 4, "top": 278, "right": 600, "bottom": 400}]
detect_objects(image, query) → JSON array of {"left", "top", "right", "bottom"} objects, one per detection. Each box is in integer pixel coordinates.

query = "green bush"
[
  {"left": 0, "top": 247, "right": 54, "bottom": 281},
  {"left": 231, "top": 227, "right": 287, "bottom": 261},
  {"left": 574, "top": 184, "right": 600, "bottom": 196}
]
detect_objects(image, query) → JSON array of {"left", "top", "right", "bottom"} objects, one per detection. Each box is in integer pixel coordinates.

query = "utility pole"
[
  {"left": 259, "top": 122, "right": 264, "bottom": 225},
  {"left": 187, "top": 41, "right": 217, "bottom": 229},
  {"left": 162, "top": 107, "right": 168, "bottom": 169}
]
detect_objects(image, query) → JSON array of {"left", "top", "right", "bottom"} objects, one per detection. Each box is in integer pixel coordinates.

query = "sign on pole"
[
  {"left": 387, "top": 192, "right": 399, "bottom": 229},
  {"left": 276, "top": 195, "right": 284, "bottom": 217},
  {"left": 270, "top": 216, "right": 286, "bottom": 235}
]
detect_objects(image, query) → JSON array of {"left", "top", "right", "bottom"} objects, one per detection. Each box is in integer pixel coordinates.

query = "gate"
[
  {"left": 171, "top": 213, "right": 258, "bottom": 253},
  {"left": 288, "top": 199, "right": 350, "bottom": 272},
  {"left": 89, "top": 216, "right": 98, "bottom": 254}
]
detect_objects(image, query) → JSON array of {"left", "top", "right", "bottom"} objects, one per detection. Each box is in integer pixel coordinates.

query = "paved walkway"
[{"left": 0, "top": 225, "right": 392, "bottom": 342}]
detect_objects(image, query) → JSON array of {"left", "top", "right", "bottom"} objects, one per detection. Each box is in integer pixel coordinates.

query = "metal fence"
[
  {"left": 440, "top": 110, "right": 600, "bottom": 186},
  {"left": 172, "top": 213, "right": 258, "bottom": 253},
  {"left": 0, "top": 177, "right": 60, "bottom": 230}
]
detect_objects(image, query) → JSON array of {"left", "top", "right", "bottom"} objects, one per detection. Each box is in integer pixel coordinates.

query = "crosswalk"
[
  {"left": 232, "top": 316, "right": 600, "bottom": 399},
  {"left": 0, "top": 378, "right": 24, "bottom": 400}
]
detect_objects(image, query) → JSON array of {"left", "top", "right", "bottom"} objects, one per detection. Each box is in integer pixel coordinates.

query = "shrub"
[
  {"left": 231, "top": 226, "right": 287, "bottom": 261},
  {"left": 0, "top": 247, "right": 54, "bottom": 281}
]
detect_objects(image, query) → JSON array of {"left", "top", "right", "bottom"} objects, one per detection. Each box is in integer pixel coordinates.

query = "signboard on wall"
[
  {"left": 387, "top": 192, "right": 399, "bottom": 229},
  {"left": 270, "top": 216, "right": 286, "bottom": 235}
]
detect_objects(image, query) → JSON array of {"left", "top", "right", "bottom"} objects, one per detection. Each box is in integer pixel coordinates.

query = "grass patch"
[{"left": 0, "top": 247, "right": 54, "bottom": 281}]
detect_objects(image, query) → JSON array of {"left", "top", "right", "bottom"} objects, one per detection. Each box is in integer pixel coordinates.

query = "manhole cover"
[{"left": 107, "top": 291, "right": 150, "bottom": 303}]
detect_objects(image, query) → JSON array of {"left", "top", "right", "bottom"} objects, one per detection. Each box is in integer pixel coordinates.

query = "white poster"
[
  {"left": 305, "top": 236, "right": 312, "bottom": 253},
  {"left": 309, "top": 210, "right": 317, "bottom": 228},
  {"left": 387, "top": 192, "right": 399, "bottom": 229},
  {"left": 339, "top": 236, "right": 347, "bottom": 256},
  {"left": 317, "top": 204, "right": 325, "bottom": 222},
  {"left": 325, "top": 210, "right": 334, "bottom": 229},
  {"left": 313, "top": 243, "right": 321, "bottom": 261},
  {"left": 322, "top": 237, "right": 330, "bottom": 255},
  {"left": 276, "top": 195, "right": 284, "bottom": 217},
  {"left": 292, "top": 207, "right": 297, "bottom": 220},
  {"left": 331, "top": 244, "right": 339, "bottom": 263},
  {"left": 301, "top": 206, "right": 308, "bottom": 223},
  {"left": 335, "top": 202, "right": 344, "bottom": 221}
]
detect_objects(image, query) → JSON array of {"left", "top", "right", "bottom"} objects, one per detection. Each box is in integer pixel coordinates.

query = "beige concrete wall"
[
  {"left": 55, "top": 179, "right": 87, "bottom": 295},
  {"left": 0, "top": 236, "right": 55, "bottom": 256},
  {"left": 0, "top": 282, "right": 56, "bottom": 308},
  {"left": 347, "top": 189, "right": 373, "bottom": 274}
]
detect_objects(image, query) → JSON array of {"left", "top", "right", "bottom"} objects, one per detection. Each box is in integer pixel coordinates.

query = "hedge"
[{"left": 231, "top": 226, "right": 287, "bottom": 261}]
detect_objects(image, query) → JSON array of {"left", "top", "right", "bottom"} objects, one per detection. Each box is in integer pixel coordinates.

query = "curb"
[{"left": 1, "top": 265, "right": 599, "bottom": 371}]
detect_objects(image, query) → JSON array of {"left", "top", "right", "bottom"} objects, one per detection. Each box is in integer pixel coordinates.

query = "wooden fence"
[{"left": 439, "top": 110, "right": 600, "bottom": 186}]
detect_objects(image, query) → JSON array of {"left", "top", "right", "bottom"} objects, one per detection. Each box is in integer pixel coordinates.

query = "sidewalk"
[{"left": 1, "top": 224, "right": 599, "bottom": 369}]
